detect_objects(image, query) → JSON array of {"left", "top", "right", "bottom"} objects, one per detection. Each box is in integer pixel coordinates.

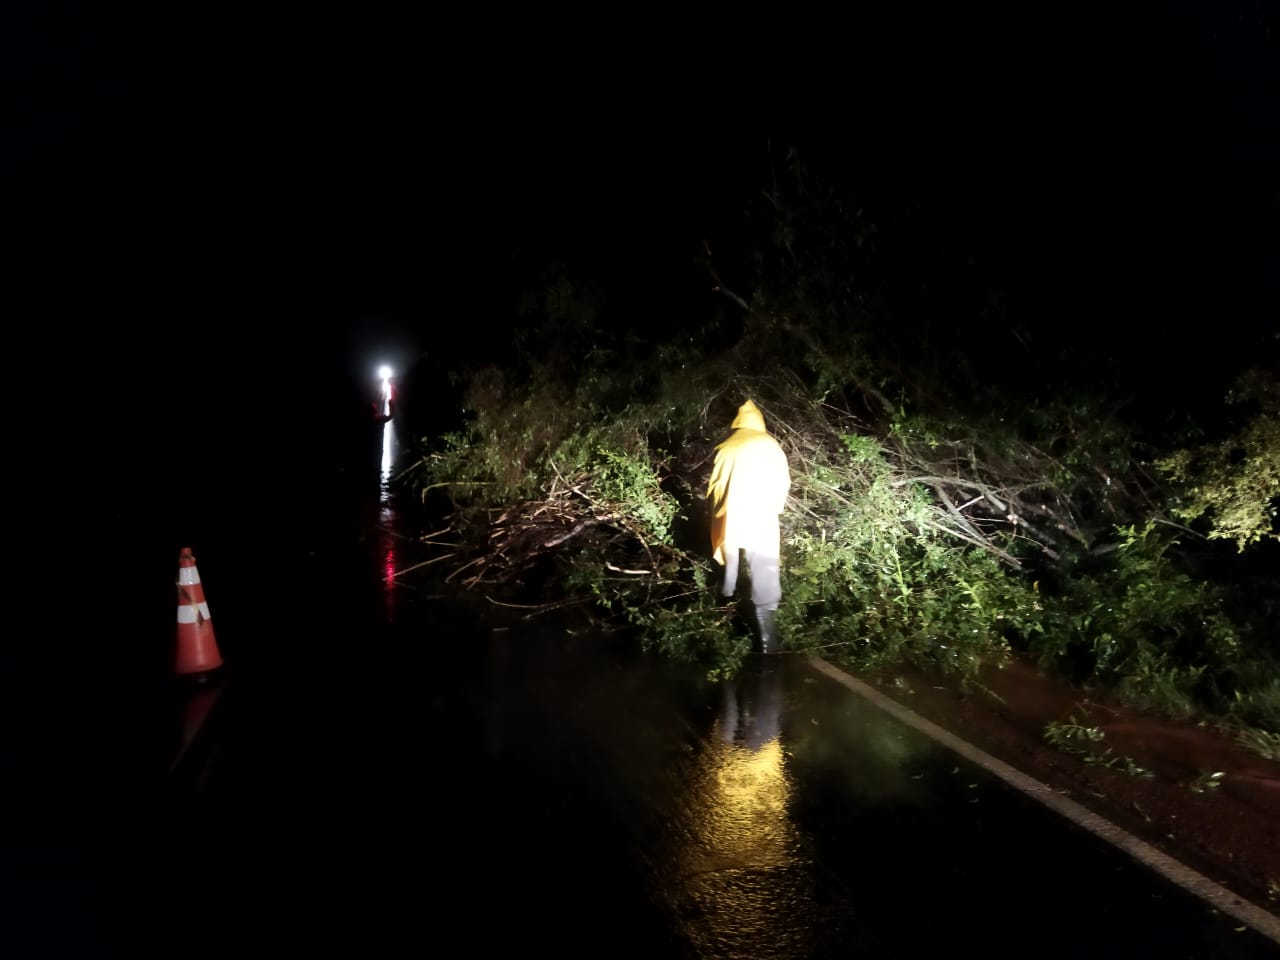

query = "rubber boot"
[{"left": 755, "top": 606, "right": 779, "bottom": 655}]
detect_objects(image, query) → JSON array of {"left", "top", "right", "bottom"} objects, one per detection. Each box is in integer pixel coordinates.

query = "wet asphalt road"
[
  {"left": 73, "top": 625, "right": 1280, "bottom": 959},
  {"left": 20, "top": 418, "right": 1280, "bottom": 958}
]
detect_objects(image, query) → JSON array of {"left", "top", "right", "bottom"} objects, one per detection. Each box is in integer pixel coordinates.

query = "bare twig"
[
  {"left": 445, "top": 555, "right": 487, "bottom": 583},
  {"left": 702, "top": 237, "right": 752, "bottom": 311},
  {"left": 543, "top": 516, "right": 612, "bottom": 548},
  {"left": 934, "top": 485, "right": 997, "bottom": 547},
  {"left": 921, "top": 519, "right": 1022, "bottom": 570},
  {"left": 1152, "top": 517, "right": 1209, "bottom": 540},
  {"left": 606, "top": 562, "right": 656, "bottom": 576},
  {"left": 391, "top": 554, "right": 458, "bottom": 578}
]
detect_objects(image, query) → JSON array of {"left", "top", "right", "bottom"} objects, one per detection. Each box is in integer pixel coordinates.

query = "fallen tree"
[{"left": 399, "top": 148, "right": 1278, "bottom": 748}]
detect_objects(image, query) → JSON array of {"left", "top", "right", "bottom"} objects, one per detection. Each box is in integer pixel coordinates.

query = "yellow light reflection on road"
[
  {"left": 667, "top": 664, "right": 818, "bottom": 956},
  {"left": 699, "top": 669, "right": 794, "bottom": 869}
]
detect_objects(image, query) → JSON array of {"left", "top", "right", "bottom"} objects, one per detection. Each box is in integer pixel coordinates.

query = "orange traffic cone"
[{"left": 175, "top": 547, "right": 223, "bottom": 676}]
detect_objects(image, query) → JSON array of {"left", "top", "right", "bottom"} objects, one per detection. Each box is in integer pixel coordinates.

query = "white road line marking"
[{"left": 805, "top": 655, "right": 1280, "bottom": 945}]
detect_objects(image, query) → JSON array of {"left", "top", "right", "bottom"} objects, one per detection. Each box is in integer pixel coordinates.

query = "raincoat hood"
[{"left": 730, "top": 399, "right": 767, "bottom": 433}]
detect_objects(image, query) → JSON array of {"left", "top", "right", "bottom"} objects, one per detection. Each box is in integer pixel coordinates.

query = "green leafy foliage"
[
  {"left": 778, "top": 433, "right": 1036, "bottom": 682},
  {"left": 1042, "top": 718, "right": 1153, "bottom": 778},
  {"left": 1157, "top": 369, "right": 1280, "bottom": 552},
  {"left": 1025, "top": 521, "right": 1280, "bottom": 730},
  {"left": 401, "top": 146, "right": 1280, "bottom": 742},
  {"left": 1185, "top": 769, "right": 1226, "bottom": 793}
]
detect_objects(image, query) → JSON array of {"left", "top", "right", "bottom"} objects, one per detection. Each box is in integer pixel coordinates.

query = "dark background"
[
  {"left": 10, "top": 1, "right": 1278, "bottom": 637},
  {"left": 6, "top": 5, "right": 1278, "bottom": 928}
]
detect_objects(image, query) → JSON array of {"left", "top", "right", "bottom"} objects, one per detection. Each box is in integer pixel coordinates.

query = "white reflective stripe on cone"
[
  {"left": 177, "top": 568, "right": 202, "bottom": 586},
  {"left": 177, "top": 602, "right": 212, "bottom": 624}
]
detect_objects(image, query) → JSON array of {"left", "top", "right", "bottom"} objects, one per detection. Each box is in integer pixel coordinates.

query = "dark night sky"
[{"left": 12, "top": 2, "right": 1279, "bottom": 496}]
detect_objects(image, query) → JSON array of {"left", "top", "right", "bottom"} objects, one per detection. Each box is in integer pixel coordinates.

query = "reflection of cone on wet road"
[{"left": 176, "top": 547, "right": 223, "bottom": 676}]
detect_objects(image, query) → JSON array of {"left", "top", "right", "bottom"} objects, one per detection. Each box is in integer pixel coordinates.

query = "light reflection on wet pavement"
[
  {"left": 113, "top": 625, "right": 1277, "bottom": 958},
  {"left": 41, "top": 420, "right": 1280, "bottom": 959}
]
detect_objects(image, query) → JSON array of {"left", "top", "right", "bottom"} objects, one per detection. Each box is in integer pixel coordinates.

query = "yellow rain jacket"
[{"left": 708, "top": 400, "right": 791, "bottom": 566}]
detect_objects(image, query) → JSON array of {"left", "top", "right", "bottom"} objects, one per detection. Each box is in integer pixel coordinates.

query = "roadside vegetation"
[{"left": 402, "top": 147, "right": 1279, "bottom": 755}]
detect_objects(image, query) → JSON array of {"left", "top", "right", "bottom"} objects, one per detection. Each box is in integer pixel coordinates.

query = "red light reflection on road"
[{"left": 380, "top": 418, "right": 398, "bottom": 620}]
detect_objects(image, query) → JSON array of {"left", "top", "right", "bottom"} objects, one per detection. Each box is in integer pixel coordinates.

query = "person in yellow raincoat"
[{"left": 708, "top": 399, "right": 791, "bottom": 653}]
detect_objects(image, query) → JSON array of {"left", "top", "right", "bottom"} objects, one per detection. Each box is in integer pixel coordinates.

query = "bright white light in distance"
[{"left": 378, "top": 365, "right": 393, "bottom": 381}]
